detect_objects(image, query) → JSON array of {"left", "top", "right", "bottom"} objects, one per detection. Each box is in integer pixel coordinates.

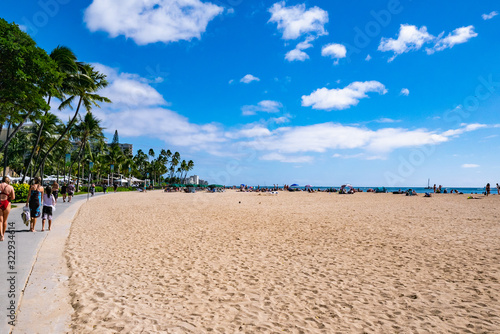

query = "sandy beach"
[{"left": 65, "top": 190, "right": 500, "bottom": 333}]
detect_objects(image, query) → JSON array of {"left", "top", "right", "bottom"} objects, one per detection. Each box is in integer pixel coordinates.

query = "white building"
[{"left": 187, "top": 175, "right": 200, "bottom": 185}]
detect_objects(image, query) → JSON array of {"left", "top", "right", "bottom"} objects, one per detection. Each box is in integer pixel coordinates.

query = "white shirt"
[{"left": 43, "top": 193, "right": 55, "bottom": 207}]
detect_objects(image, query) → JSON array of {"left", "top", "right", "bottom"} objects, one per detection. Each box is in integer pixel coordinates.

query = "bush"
[{"left": 12, "top": 183, "right": 30, "bottom": 203}]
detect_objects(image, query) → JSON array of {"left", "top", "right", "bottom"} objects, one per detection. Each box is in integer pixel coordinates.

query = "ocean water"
[{"left": 251, "top": 186, "right": 490, "bottom": 194}]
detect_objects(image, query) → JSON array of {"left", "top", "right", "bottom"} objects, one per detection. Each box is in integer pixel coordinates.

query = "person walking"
[
  {"left": 41, "top": 185, "right": 56, "bottom": 231},
  {"left": 51, "top": 181, "right": 60, "bottom": 203},
  {"left": 60, "top": 183, "right": 67, "bottom": 202},
  {"left": 0, "top": 176, "right": 15, "bottom": 241},
  {"left": 90, "top": 183, "right": 95, "bottom": 197},
  {"left": 497, "top": 183, "right": 500, "bottom": 195},
  {"left": 67, "top": 182, "right": 75, "bottom": 202},
  {"left": 486, "top": 183, "right": 490, "bottom": 196},
  {"left": 26, "top": 177, "right": 44, "bottom": 232}
]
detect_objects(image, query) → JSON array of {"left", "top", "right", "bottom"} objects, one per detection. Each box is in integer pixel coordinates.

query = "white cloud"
[
  {"left": 260, "top": 153, "right": 313, "bottom": 163},
  {"left": 427, "top": 26, "right": 478, "bottom": 54},
  {"left": 441, "top": 123, "right": 487, "bottom": 137},
  {"left": 91, "top": 63, "right": 167, "bottom": 107},
  {"left": 84, "top": 0, "right": 224, "bottom": 45},
  {"left": 378, "top": 24, "right": 434, "bottom": 62},
  {"left": 50, "top": 65, "right": 492, "bottom": 163},
  {"left": 240, "top": 74, "right": 260, "bottom": 84},
  {"left": 242, "top": 100, "right": 283, "bottom": 116},
  {"left": 241, "top": 123, "right": 489, "bottom": 161},
  {"left": 365, "top": 54, "right": 372, "bottom": 61},
  {"left": 462, "top": 164, "right": 480, "bottom": 168},
  {"left": 379, "top": 24, "right": 478, "bottom": 61},
  {"left": 365, "top": 128, "right": 447, "bottom": 152},
  {"left": 285, "top": 48, "right": 310, "bottom": 61},
  {"left": 232, "top": 126, "right": 272, "bottom": 139},
  {"left": 244, "top": 123, "right": 445, "bottom": 155},
  {"left": 270, "top": 115, "right": 291, "bottom": 124},
  {"left": 302, "top": 81, "right": 387, "bottom": 111},
  {"left": 482, "top": 11, "right": 498, "bottom": 20},
  {"left": 268, "top": 1, "right": 328, "bottom": 40},
  {"left": 285, "top": 36, "right": 315, "bottom": 62},
  {"left": 321, "top": 43, "right": 346, "bottom": 64},
  {"left": 375, "top": 118, "right": 401, "bottom": 123},
  {"left": 400, "top": 88, "right": 410, "bottom": 96},
  {"left": 228, "top": 79, "right": 234, "bottom": 84}
]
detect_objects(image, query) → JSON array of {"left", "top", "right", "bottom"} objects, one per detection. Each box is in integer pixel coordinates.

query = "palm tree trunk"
[
  {"left": 33, "top": 97, "right": 82, "bottom": 178},
  {"left": 0, "top": 112, "right": 33, "bottom": 154},
  {"left": 75, "top": 142, "right": 85, "bottom": 192},
  {"left": 2, "top": 122, "right": 11, "bottom": 178},
  {"left": 56, "top": 160, "right": 60, "bottom": 182},
  {"left": 22, "top": 96, "right": 52, "bottom": 183}
]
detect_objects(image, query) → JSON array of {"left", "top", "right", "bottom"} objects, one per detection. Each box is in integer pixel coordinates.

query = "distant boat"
[{"left": 425, "top": 178, "right": 432, "bottom": 189}]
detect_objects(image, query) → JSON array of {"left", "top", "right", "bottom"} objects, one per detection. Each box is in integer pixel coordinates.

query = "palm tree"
[
  {"left": 180, "top": 160, "right": 187, "bottom": 183},
  {"left": 104, "top": 145, "right": 125, "bottom": 186},
  {"left": 21, "top": 112, "right": 61, "bottom": 183},
  {"left": 133, "top": 149, "right": 149, "bottom": 179},
  {"left": 147, "top": 149, "right": 155, "bottom": 185},
  {"left": 169, "top": 152, "right": 180, "bottom": 180},
  {"left": 33, "top": 63, "right": 111, "bottom": 177},
  {"left": 24, "top": 46, "right": 78, "bottom": 181},
  {"left": 72, "top": 112, "right": 104, "bottom": 191},
  {"left": 186, "top": 160, "right": 194, "bottom": 182}
]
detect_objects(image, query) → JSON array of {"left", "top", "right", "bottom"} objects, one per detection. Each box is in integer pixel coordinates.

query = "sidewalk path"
[{"left": 0, "top": 191, "right": 107, "bottom": 334}]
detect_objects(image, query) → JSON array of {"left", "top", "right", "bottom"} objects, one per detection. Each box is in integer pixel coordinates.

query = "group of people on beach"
[
  {"left": 485, "top": 183, "right": 500, "bottom": 196},
  {"left": 1, "top": 176, "right": 77, "bottom": 235}
]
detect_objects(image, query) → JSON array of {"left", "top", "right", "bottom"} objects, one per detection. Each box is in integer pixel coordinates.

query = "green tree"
[
  {"left": 0, "top": 19, "right": 62, "bottom": 154},
  {"left": 104, "top": 145, "right": 125, "bottom": 186},
  {"left": 24, "top": 46, "right": 78, "bottom": 181},
  {"left": 33, "top": 63, "right": 111, "bottom": 177},
  {"left": 111, "top": 130, "right": 119, "bottom": 149},
  {"left": 169, "top": 152, "right": 180, "bottom": 180},
  {"left": 72, "top": 112, "right": 104, "bottom": 190}
]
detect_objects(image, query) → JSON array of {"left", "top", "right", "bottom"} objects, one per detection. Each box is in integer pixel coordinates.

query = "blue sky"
[{"left": 2, "top": 0, "right": 499, "bottom": 186}]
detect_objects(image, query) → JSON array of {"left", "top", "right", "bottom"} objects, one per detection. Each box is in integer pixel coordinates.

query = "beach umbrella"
[
  {"left": 305, "top": 184, "right": 312, "bottom": 188},
  {"left": 290, "top": 183, "right": 299, "bottom": 187}
]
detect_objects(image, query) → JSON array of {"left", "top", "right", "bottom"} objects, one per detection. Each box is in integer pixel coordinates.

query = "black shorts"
[
  {"left": 42, "top": 206, "right": 53, "bottom": 219},
  {"left": 53, "top": 190, "right": 59, "bottom": 199}
]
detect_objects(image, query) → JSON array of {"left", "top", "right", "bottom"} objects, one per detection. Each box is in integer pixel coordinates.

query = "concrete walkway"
[{"left": 0, "top": 191, "right": 108, "bottom": 334}]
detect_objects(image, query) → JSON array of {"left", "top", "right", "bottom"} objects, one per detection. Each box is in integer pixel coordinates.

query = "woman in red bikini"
[{"left": 0, "top": 176, "right": 15, "bottom": 241}]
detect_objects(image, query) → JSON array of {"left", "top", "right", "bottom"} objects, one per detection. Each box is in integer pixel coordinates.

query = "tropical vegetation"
[{"left": 0, "top": 18, "right": 196, "bottom": 190}]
